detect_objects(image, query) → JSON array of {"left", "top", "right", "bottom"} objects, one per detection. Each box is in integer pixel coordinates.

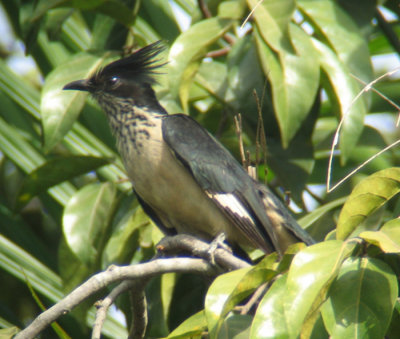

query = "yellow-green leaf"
[
  {"left": 205, "top": 254, "right": 278, "bottom": 337},
  {"left": 284, "top": 240, "right": 356, "bottom": 338},
  {"left": 167, "top": 310, "right": 207, "bottom": 338},
  {"left": 360, "top": 218, "right": 400, "bottom": 253},
  {"left": 321, "top": 257, "right": 398, "bottom": 338},
  {"left": 168, "top": 17, "right": 233, "bottom": 111},
  {"left": 337, "top": 168, "right": 400, "bottom": 240}
]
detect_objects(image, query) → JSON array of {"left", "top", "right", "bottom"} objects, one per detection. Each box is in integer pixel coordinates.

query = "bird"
[{"left": 63, "top": 41, "right": 314, "bottom": 257}]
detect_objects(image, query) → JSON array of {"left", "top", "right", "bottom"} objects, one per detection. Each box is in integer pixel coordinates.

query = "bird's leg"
[{"left": 207, "top": 232, "right": 232, "bottom": 265}]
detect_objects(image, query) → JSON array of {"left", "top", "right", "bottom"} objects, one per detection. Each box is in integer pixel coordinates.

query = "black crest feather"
[{"left": 95, "top": 41, "right": 166, "bottom": 84}]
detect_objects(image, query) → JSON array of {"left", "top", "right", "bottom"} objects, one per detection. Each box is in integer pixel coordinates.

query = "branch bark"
[
  {"left": 16, "top": 235, "right": 249, "bottom": 339},
  {"left": 15, "top": 258, "right": 217, "bottom": 339}
]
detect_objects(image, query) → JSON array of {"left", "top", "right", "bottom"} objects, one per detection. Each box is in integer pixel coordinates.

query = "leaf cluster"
[{"left": 0, "top": 0, "right": 400, "bottom": 338}]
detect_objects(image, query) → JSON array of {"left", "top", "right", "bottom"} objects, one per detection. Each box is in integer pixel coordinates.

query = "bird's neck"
[{"left": 95, "top": 94, "right": 165, "bottom": 157}]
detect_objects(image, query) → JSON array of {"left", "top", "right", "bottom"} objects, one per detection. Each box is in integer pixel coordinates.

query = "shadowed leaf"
[
  {"left": 17, "top": 155, "right": 109, "bottom": 210},
  {"left": 321, "top": 257, "right": 397, "bottom": 338},
  {"left": 337, "top": 168, "right": 400, "bottom": 240}
]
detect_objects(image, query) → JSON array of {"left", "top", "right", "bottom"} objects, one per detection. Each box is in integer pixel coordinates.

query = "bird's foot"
[{"left": 207, "top": 232, "right": 231, "bottom": 265}]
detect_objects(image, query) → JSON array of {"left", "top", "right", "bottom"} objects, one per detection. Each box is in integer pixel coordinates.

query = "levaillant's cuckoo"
[{"left": 64, "top": 42, "right": 314, "bottom": 256}]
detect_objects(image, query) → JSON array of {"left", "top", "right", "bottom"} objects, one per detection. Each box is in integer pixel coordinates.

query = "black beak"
[{"left": 63, "top": 79, "right": 91, "bottom": 92}]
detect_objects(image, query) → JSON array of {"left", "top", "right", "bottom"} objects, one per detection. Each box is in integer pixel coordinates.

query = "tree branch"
[
  {"left": 156, "top": 234, "right": 251, "bottom": 270},
  {"left": 91, "top": 279, "right": 148, "bottom": 339},
  {"left": 16, "top": 235, "right": 250, "bottom": 339},
  {"left": 128, "top": 279, "right": 149, "bottom": 339},
  {"left": 15, "top": 258, "right": 217, "bottom": 339}
]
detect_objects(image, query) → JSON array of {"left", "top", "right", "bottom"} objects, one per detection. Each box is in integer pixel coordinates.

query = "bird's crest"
[{"left": 93, "top": 41, "right": 166, "bottom": 85}]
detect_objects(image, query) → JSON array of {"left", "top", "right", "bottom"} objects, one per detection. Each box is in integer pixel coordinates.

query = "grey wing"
[{"left": 162, "top": 114, "right": 280, "bottom": 253}]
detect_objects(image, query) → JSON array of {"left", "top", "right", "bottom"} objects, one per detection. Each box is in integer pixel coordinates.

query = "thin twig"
[
  {"left": 92, "top": 281, "right": 135, "bottom": 339},
  {"left": 351, "top": 72, "right": 400, "bottom": 126},
  {"left": 234, "top": 114, "right": 247, "bottom": 168},
  {"left": 253, "top": 89, "right": 268, "bottom": 168},
  {"left": 238, "top": 283, "right": 269, "bottom": 315},
  {"left": 198, "top": 0, "right": 212, "bottom": 18},
  {"left": 246, "top": 150, "right": 252, "bottom": 175},
  {"left": 241, "top": 0, "right": 264, "bottom": 29},
  {"left": 206, "top": 47, "right": 231, "bottom": 58},
  {"left": 327, "top": 67, "right": 400, "bottom": 192},
  {"left": 328, "top": 139, "right": 400, "bottom": 193},
  {"left": 198, "top": 0, "right": 235, "bottom": 46},
  {"left": 197, "top": 0, "right": 235, "bottom": 50}
]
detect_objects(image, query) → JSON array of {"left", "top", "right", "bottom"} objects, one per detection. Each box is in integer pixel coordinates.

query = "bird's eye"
[{"left": 106, "top": 76, "right": 120, "bottom": 88}]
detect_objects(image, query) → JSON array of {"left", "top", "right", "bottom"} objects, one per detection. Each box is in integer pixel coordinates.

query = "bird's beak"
[{"left": 63, "top": 79, "right": 91, "bottom": 92}]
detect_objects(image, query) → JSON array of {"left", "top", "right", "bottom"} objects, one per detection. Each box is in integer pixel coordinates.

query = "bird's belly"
[{"left": 123, "top": 138, "right": 234, "bottom": 241}]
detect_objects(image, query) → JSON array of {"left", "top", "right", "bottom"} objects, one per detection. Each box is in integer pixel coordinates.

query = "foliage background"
[{"left": 1, "top": 0, "right": 400, "bottom": 338}]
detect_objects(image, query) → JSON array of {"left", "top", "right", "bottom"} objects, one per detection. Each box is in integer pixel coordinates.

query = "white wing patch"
[
  {"left": 206, "top": 192, "right": 253, "bottom": 223},
  {"left": 205, "top": 191, "right": 271, "bottom": 250}
]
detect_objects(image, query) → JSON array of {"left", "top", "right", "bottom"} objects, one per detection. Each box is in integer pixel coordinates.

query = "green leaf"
[
  {"left": 311, "top": 38, "right": 367, "bottom": 164},
  {"left": 196, "top": 60, "right": 230, "bottom": 103},
  {"left": 256, "top": 24, "right": 319, "bottom": 147},
  {"left": 17, "top": 155, "right": 109, "bottom": 210},
  {"left": 254, "top": 32, "right": 316, "bottom": 198},
  {"left": 168, "top": 17, "right": 233, "bottom": 110},
  {"left": 62, "top": 182, "right": 117, "bottom": 266},
  {"left": 58, "top": 236, "right": 91, "bottom": 293},
  {"left": 0, "top": 232, "right": 127, "bottom": 337},
  {"left": 219, "top": 314, "right": 253, "bottom": 339},
  {"left": 264, "top": 130, "right": 315, "bottom": 202},
  {"left": 321, "top": 257, "right": 398, "bottom": 338},
  {"left": 58, "top": 10, "right": 91, "bottom": 52},
  {"left": 299, "top": 0, "right": 373, "bottom": 164},
  {"left": 0, "top": 233, "right": 63, "bottom": 302},
  {"left": 298, "top": 197, "right": 347, "bottom": 229},
  {"left": 87, "top": 0, "right": 136, "bottom": 26},
  {"left": 0, "top": 327, "right": 19, "bottom": 338},
  {"left": 205, "top": 254, "right": 278, "bottom": 337},
  {"left": 0, "top": 60, "right": 41, "bottom": 119},
  {"left": 250, "top": 274, "right": 289, "bottom": 339},
  {"left": 298, "top": 0, "right": 373, "bottom": 82},
  {"left": 160, "top": 273, "right": 176, "bottom": 331},
  {"left": 32, "top": 0, "right": 136, "bottom": 26},
  {"left": 24, "top": 271, "right": 72, "bottom": 339},
  {"left": 284, "top": 240, "right": 356, "bottom": 338},
  {"left": 205, "top": 268, "right": 251, "bottom": 337},
  {"left": 140, "top": 0, "right": 180, "bottom": 41},
  {"left": 0, "top": 91, "right": 38, "bottom": 139},
  {"left": 247, "top": 0, "right": 295, "bottom": 52},
  {"left": 102, "top": 204, "right": 151, "bottom": 266},
  {"left": 0, "top": 117, "right": 76, "bottom": 205},
  {"left": 41, "top": 52, "right": 111, "bottom": 151},
  {"left": 360, "top": 218, "right": 400, "bottom": 253},
  {"left": 338, "top": 0, "right": 377, "bottom": 36},
  {"left": 226, "top": 35, "right": 266, "bottom": 119},
  {"left": 337, "top": 167, "right": 400, "bottom": 240},
  {"left": 387, "top": 300, "right": 400, "bottom": 339},
  {"left": 218, "top": 0, "right": 246, "bottom": 19},
  {"left": 279, "top": 24, "right": 320, "bottom": 145},
  {"left": 167, "top": 310, "right": 207, "bottom": 338},
  {"left": 0, "top": 117, "right": 44, "bottom": 172}
]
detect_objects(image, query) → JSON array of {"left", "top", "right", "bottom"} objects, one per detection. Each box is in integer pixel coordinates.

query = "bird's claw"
[{"left": 207, "top": 232, "right": 231, "bottom": 265}]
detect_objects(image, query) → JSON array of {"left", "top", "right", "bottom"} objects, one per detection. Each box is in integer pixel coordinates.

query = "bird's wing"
[
  {"left": 254, "top": 182, "right": 315, "bottom": 247},
  {"left": 162, "top": 114, "right": 309, "bottom": 254}
]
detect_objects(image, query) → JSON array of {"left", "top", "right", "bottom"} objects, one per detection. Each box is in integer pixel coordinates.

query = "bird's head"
[{"left": 63, "top": 41, "right": 166, "bottom": 110}]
